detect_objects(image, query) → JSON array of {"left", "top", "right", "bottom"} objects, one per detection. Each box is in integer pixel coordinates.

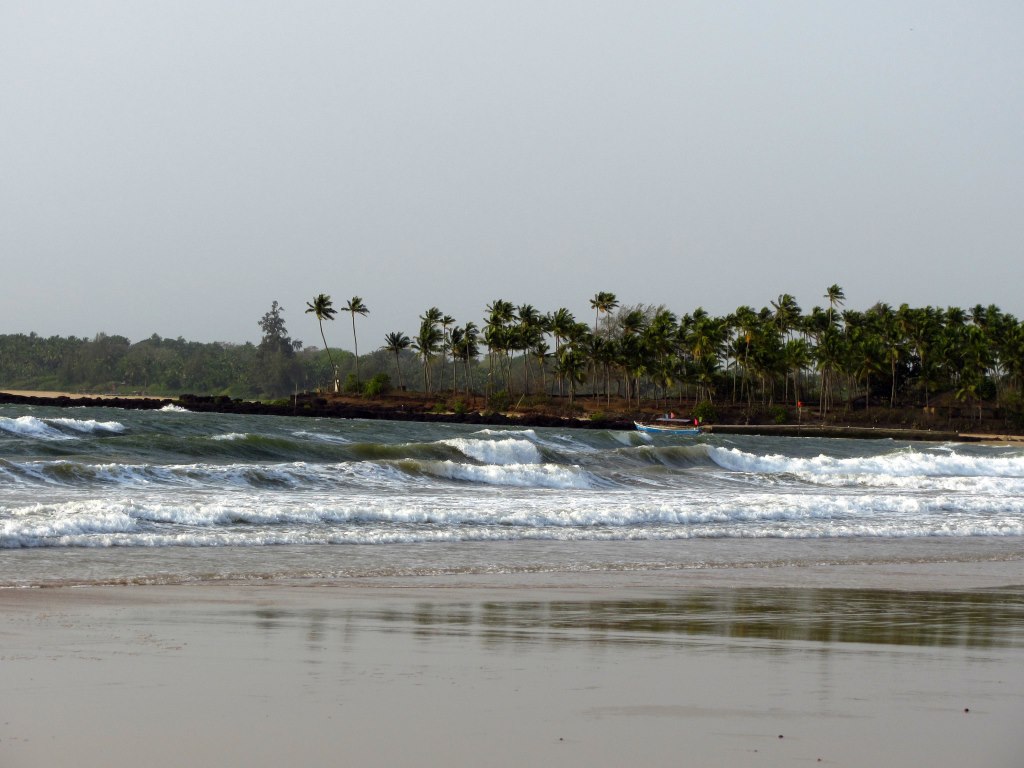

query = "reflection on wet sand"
[
  {"left": 7, "top": 581, "right": 1024, "bottom": 768},
  {"left": 240, "top": 587, "right": 1024, "bottom": 650}
]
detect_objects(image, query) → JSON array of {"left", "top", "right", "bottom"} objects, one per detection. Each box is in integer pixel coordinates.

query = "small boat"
[{"left": 634, "top": 418, "right": 704, "bottom": 435}]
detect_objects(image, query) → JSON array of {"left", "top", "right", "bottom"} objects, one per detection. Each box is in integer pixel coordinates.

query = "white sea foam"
[
  {"left": 159, "top": 404, "right": 190, "bottom": 412},
  {"left": 0, "top": 416, "right": 74, "bottom": 440},
  {"left": 472, "top": 428, "right": 539, "bottom": 440},
  {"left": 424, "top": 460, "right": 594, "bottom": 489},
  {"left": 4, "top": 487, "right": 1022, "bottom": 549},
  {"left": 794, "top": 472, "right": 1024, "bottom": 494},
  {"left": 46, "top": 417, "right": 126, "bottom": 434},
  {"left": 211, "top": 432, "right": 249, "bottom": 441},
  {"left": 0, "top": 416, "right": 127, "bottom": 439},
  {"left": 708, "top": 446, "right": 1024, "bottom": 478},
  {"left": 441, "top": 437, "right": 542, "bottom": 465}
]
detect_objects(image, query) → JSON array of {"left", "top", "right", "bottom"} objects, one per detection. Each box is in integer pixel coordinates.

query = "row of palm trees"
[
  {"left": 305, "top": 294, "right": 368, "bottom": 392},
  {"left": 306, "top": 288, "right": 1024, "bottom": 419}
]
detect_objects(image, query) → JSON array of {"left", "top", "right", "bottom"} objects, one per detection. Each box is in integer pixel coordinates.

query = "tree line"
[{"left": 3, "top": 287, "right": 1024, "bottom": 425}]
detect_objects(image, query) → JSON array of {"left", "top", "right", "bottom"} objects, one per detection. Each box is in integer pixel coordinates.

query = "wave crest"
[
  {"left": 0, "top": 415, "right": 125, "bottom": 440},
  {"left": 440, "top": 437, "right": 542, "bottom": 465}
]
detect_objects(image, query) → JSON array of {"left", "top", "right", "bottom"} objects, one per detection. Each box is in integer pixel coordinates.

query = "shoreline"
[
  {"left": 4, "top": 536, "right": 1023, "bottom": 591},
  {"left": 4, "top": 388, "right": 1023, "bottom": 442}
]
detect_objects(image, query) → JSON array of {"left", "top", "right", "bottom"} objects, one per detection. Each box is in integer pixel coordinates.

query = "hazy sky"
[{"left": 2, "top": 1, "right": 1022, "bottom": 350}]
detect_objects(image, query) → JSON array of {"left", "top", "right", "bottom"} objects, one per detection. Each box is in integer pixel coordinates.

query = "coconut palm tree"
[
  {"left": 451, "top": 322, "right": 480, "bottom": 395},
  {"left": 848, "top": 319, "right": 885, "bottom": 413},
  {"left": 556, "top": 348, "right": 587, "bottom": 408},
  {"left": 771, "top": 293, "right": 802, "bottom": 342},
  {"left": 825, "top": 284, "right": 845, "bottom": 326},
  {"left": 381, "top": 331, "right": 411, "bottom": 390},
  {"left": 730, "top": 305, "right": 759, "bottom": 408},
  {"left": 305, "top": 293, "right": 339, "bottom": 391},
  {"left": 547, "top": 307, "right": 575, "bottom": 395},
  {"left": 343, "top": 297, "right": 369, "bottom": 385},
  {"left": 414, "top": 312, "right": 443, "bottom": 392},
  {"left": 533, "top": 339, "right": 550, "bottom": 395},
  {"left": 590, "top": 291, "right": 619, "bottom": 335},
  {"left": 440, "top": 314, "right": 456, "bottom": 392},
  {"left": 516, "top": 304, "right": 542, "bottom": 395},
  {"left": 815, "top": 327, "right": 846, "bottom": 417},
  {"left": 782, "top": 338, "right": 811, "bottom": 406},
  {"left": 484, "top": 300, "right": 516, "bottom": 395},
  {"left": 898, "top": 304, "right": 942, "bottom": 408}
]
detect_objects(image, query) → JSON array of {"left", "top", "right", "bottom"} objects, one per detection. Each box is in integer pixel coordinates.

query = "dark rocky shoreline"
[{"left": 0, "top": 391, "right": 634, "bottom": 431}]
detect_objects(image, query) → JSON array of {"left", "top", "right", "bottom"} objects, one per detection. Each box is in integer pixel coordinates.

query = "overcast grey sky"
[{"left": 2, "top": 1, "right": 1022, "bottom": 350}]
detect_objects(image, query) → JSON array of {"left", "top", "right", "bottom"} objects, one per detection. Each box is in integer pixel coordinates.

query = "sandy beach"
[
  {"left": 3, "top": 562, "right": 1023, "bottom": 768},
  {"left": 0, "top": 390, "right": 163, "bottom": 400}
]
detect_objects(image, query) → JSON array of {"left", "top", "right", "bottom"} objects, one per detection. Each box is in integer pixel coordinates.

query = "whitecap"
[
  {"left": 46, "top": 417, "right": 126, "bottom": 434},
  {"left": 0, "top": 416, "right": 74, "bottom": 440},
  {"left": 707, "top": 445, "right": 1024, "bottom": 479},
  {"left": 441, "top": 437, "right": 542, "bottom": 465},
  {"left": 425, "top": 459, "right": 594, "bottom": 489}
]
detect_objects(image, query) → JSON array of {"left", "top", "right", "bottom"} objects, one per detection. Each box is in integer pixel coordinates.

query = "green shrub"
[
  {"left": 692, "top": 400, "right": 717, "bottom": 424},
  {"left": 343, "top": 373, "right": 360, "bottom": 394},
  {"left": 488, "top": 390, "right": 511, "bottom": 412},
  {"left": 769, "top": 405, "right": 788, "bottom": 424},
  {"left": 362, "top": 373, "right": 391, "bottom": 398}
]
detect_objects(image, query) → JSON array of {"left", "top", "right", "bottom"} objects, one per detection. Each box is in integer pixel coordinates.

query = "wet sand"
[{"left": 3, "top": 564, "right": 1024, "bottom": 767}]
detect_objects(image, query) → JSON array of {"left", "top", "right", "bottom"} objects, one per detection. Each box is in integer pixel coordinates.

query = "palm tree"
[
  {"left": 590, "top": 291, "right": 619, "bottom": 335},
  {"left": 414, "top": 312, "right": 443, "bottom": 392},
  {"left": 440, "top": 314, "right": 456, "bottom": 392},
  {"left": 825, "top": 284, "right": 845, "bottom": 327},
  {"left": 616, "top": 307, "right": 648, "bottom": 405},
  {"left": 899, "top": 304, "right": 942, "bottom": 408},
  {"left": 866, "top": 302, "right": 902, "bottom": 408},
  {"left": 381, "top": 331, "right": 411, "bottom": 390},
  {"left": 848, "top": 319, "right": 885, "bottom": 413},
  {"left": 484, "top": 300, "right": 516, "bottom": 395},
  {"left": 516, "top": 304, "right": 542, "bottom": 395},
  {"left": 305, "top": 293, "right": 339, "bottom": 391},
  {"left": 533, "top": 339, "right": 550, "bottom": 394},
  {"left": 730, "top": 305, "right": 759, "bottom": 408},
  {"left": 771, "top": 293, "right": 802, "bottom": 341},
  {"left": 451, "top": 322, "right": 480, "bottom": 395},
  {"left": 343, "top": 297, "right": 369, "bottom": 385},
  {"left": 556, "top": 348, "right": 587, "bottom": 408},
  {"left": 782, "top": 338, "right": 811, "bottom": 406},
  {"left": 547, "top": 307, "right": 575, "bottom": 396},
  {"left": 685, "top": 310, "right": 726, "bottom": 403}
]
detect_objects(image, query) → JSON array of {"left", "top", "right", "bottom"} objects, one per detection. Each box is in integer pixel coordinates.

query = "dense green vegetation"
[{"left": 2, "top": 288, "right": 1023, "bottom": 426}]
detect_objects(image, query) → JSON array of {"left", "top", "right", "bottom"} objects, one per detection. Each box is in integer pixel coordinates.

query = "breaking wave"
[
  {"left": 0, "top": 415, "right": 125, "bottom": 440},
  {"left": 708, "top": 445, "right": 1024, "bottom": 479}
]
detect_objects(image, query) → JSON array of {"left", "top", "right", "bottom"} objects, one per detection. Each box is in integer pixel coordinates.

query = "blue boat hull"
[{"left": 634, "top": 421, "right": 703, "bottom": 435}]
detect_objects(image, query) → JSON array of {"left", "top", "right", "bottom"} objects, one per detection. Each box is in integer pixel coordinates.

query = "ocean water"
[{"left": 2, "top": 403, "right": 1023, "bottom": 587}]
